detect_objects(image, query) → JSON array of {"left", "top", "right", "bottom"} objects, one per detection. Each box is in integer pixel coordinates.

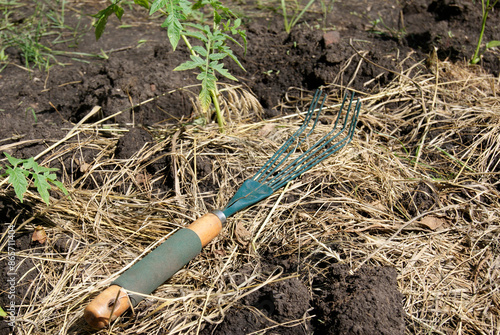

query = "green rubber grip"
[{"left": 112, "top": 228, "right": 202, "bottom": 306}]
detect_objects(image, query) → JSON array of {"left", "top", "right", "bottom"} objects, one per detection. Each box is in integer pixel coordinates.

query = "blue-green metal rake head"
[{"left": 223, "top": 90, "right": 361, "bottom": 218}]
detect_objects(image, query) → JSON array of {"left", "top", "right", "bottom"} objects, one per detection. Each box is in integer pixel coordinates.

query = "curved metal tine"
[
  {"left": 253, "top": 90, "right": 325, "bottom": 183},
  {"left": 259, "top": 94, "right": 325, "bottom": 182},
  {"left": 266, "top": 93, "right": 353, "bottom": 190},
  {"left": 275, "top": 96, "right": 360, "bottom": 188},
  {"left": 278, "top": 97, "right": 360, "bottom": 188},
  {"left": 269, "top": 100, "right": 359, "bottom": 191},
  {"left": 268, "top": 94, "right": 360, "bottom": 191},
  {"left": 253, "top": 90, "right": 320, "bottom": 182},
  {"left": 266, "top": 92, "right": 354, "bottom": 189},
  {"left": 277, "top": 98, "right": 361, "bottom": 187}
]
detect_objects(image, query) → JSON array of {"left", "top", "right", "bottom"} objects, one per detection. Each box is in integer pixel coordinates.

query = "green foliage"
[
  {"left": 281, "top": 0, "right": 316, "bottom": 34},
  {"left": 470, "top": 0, "right": 499, "bottom": 64},
  {"left": 93, "top": 3, "right": 125, "bottom": 40},
  {"left": 93, "top": 0, "right": 246, "bottom": 131},
  {"left": 368, "top": 16, "right": 406, "bottom": 42},
  {"left": 319, "top": 0, "right": 335, "bottom": 29},
  {"left": 1, "top": 153, "right": 69, "bottom": 205},
  {"left": 0, "top": 0, "right": 91, "bottom": 70},
  {"left": 0, "top": 305, "right": 6, "bottom": 317}
]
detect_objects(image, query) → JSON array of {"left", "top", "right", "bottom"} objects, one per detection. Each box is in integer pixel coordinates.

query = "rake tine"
[
  {"left": 266, "top": 91, "right": 360, "bottom": 191},
  {"left": 254, "top": 90, "right": 326, "bottom": 182}
]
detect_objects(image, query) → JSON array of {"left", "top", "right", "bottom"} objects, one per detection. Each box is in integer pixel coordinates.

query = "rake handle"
[{"left": 83, "top": 212, "right": 224, "bottom": 329}]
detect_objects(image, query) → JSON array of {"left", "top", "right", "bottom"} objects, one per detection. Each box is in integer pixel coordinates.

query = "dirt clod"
[{"left": 313, "top": 264, "right": 405, "bottom": 335}]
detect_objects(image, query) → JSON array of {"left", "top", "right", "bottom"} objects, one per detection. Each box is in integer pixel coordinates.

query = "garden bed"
[{"left": 0, "top": 0, "right": 499, "bottom": 334}]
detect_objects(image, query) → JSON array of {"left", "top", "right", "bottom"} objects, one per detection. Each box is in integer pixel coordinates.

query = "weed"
[
  {"left": 94, "top": 0, "right": 246, "bottom": 132},
  {"left": 0, "top": 0, "right": 93, "bottom": 70},
  {"left": 0, "top": 305, "right": 6, "bottom": 317},
  {"left": 470, "top": 0, "right": 500, "bottom": 64},
  {"left": 281, "top": 0, "right": 315, "bottom": 34},
  {"left": 1, "top": 153, "right": 69, "bottom": 205},
  {"left": 368, "top": 15, "right": 406, "bottom": 42},
  {"left": 319, "top": 0, "right": 335, "bottom": 29},
  {"left": 25, "top": 107, "right": 38, "bottom": 123}
]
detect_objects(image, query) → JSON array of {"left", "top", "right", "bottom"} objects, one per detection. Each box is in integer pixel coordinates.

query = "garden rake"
[{"left": 84, "top": 89, "right": 361, "bottom": 329}]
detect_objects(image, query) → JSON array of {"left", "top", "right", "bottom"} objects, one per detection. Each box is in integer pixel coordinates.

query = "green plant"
[
  {"left": 319, "top": 0, "right": 335, "bottom": 29},
  {"left": 94, "top": 0, "right": 246, "bottom": 132},
  {"left": 1, "top": 153, "right": 69, "bottom": 205},
  {"left": 470, "top": 0, "right": 500, "bottom": 64},
  {"left": 281, "top": 0, "right": 315, "bottom": 34},
  {"left": 25, "top": 107, "right": 38, "bottom": 123},
  {"left": 0, "top": 1, "right": 101, "bottom": 70},
  {"left": 0, "top": 305, "right": 6, "bottom": 317},
  {"left": 368, "top": 16, "right": 406, "bottom": 42}
]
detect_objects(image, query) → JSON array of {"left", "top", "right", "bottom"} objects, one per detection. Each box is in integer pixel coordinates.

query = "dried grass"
[{"left": 1, "top": 53, "right": 499, "bottom": 334}]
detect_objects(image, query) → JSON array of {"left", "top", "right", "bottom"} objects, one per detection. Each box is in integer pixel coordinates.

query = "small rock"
[{"left": 323, "top": 31, "right": 340, "bottom": 46}]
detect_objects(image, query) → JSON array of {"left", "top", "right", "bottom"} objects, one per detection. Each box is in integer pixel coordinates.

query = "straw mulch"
[{"left": 1, "top": 54, "right": 499, "bottom": 334}]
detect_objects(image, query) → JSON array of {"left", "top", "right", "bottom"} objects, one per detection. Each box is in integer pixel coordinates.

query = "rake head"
[{"left": 223, "top": 89, "right": 361, "bottom": 217}]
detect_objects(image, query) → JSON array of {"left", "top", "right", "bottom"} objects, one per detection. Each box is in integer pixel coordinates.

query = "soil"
[{"left": 0, "top": 0, "right": 499, "bottom": 334}]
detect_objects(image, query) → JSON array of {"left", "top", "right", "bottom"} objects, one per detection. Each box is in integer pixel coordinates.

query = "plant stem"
[
  {"left": 182, "top": 34, "right": 194, "bottom": 56},
  {"left": 281, "top": 0, "right": 290, "bottom": 33},
  {"left": 470, "top": 0, "right": 498, "bottom": 64},
  {"left": 210, "top": 86, "right": 225, "bottom": 132},
  {"left": 182, "top": 34, "right": 225, "bottom": 132}
]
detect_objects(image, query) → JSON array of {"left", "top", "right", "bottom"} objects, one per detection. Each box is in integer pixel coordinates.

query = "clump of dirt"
[
  {"left": 115, "top": 127, "right": 154, "bottom": 159},
  {"left": 203, "top": 277, "right": 311, "bottom": 334},
  {"left": 202, "top": 262, "right": 405, "bottom": 335},
  {"left": 312, "top": 264, "right": 405, "bottom": 335}
]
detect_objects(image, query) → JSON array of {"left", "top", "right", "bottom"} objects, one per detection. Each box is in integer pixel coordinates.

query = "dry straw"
[{"left": 1, "top": 51, "right": 499, "bottom": 334}]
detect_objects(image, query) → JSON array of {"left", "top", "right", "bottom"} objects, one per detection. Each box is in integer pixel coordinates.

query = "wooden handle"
[
  {"left": 84, "top": 285, "right": 131, "bottom": 329},
  {"left": 187, "top": 212, "right": 223, "bottom": 246},
  {"left": 83, "top": 212, "right": 225, "bottom": 329}
]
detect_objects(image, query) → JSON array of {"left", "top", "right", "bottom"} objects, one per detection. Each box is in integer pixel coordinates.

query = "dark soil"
[
  {"left": 0, "top": 0, "right": 498, "bottom": 334},
  {"left": 201, "top": 262, "right": 404, "bottom": 335}
]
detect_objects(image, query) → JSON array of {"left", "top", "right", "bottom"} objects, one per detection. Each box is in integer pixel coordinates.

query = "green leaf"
[
  {"left": 150, "top": 0, "right": 167, "bottom": 14},
  {"left": 113, "top": 4, "right": 124, "bottom": 20},
  {"left": 192, "top": 0, "right": 205, "bottom": 10},
  {"left": 199, "top": 81, "right": 213, "bottom": 111},
  {"left": 165, "top": 15, "right": 183, "bottom": 50},
  {"left": 33, "top": 174, "right": 51, "bottom": 205},
  {"left": 50, "top": 180, "right": 69, "bottom": 196},
  {"left": 0, "top": 305, "right": 6, "bottom": 317},
  {"left": 174, "top": 55, "right": 205, "bottom": 71},
  {"left": 6, "top": 166, "right": 28, "bottom": 203},
  {"left": 93, "top": 6, "right": 114, "bottom": 40},
  {"left": 178, "top": 0, "right": 193, "bottom": 16},
  {"left": 197, "top": 71, "right": 217, "bottom": 83},
  {"left": 134, "top": 0, "right": 150, "bottom": 9},
  {"left": 184, "top": 22, "right": 206, "bottom": 32},
  {"left": 4, "top": 152, "right": 23, "bottom": 167},
  {"left": 174, "top": 60, "right": 200, "bottom": 71},
  {"left": 183, "top": 30, "right": 208, "bottom": 43},
  {"left": 217, "top": 43, "right": 245, "bottom": 71},
  {"left": 486, "top": 40, "right": 500, "bottom": 49},
  {"left": 192, "top": 45, "right": 208, "bottom": 57},
  {"left": 22, "top": 157, "right": 37, "bottom": 171},
  {"left": 214, "top": 10, "right": 222, "bottom": 24},
  {"left": 209, "top": 52, "right": 226, "bottom": 61},
  {"left": 211, "top": 62, "right": 237, "bottom": 81},
  {"left": 45, "top": 172, "right": 58, "bottom": 181}
]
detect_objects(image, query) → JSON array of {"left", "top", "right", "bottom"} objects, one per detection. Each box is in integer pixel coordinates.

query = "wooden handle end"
[{"left": 84, "top": 285, "right": 131, "bottom": 329}]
